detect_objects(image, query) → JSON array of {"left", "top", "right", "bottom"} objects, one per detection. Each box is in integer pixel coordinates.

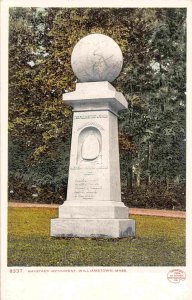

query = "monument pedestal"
[
  {"left": 50, "top": 82, "right": 135, "bottom": 238},
  {"left": 51, "top": 219, "right": 135, "bottom": 238}
]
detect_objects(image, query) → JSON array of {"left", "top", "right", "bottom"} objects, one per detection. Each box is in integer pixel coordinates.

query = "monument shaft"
[{"left": 67, "top": 110, "right": 120, "bottom": 203}]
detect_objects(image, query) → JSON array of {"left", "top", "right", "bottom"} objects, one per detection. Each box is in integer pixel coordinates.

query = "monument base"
[
  {"left": 58, "top": 201, "right": 129, "bottom": 219},
  {"left": 50, "top": 218, "right": 135, "bottom": 238}
]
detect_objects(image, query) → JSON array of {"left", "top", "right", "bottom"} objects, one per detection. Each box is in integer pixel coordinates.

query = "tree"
[{"left": 119, "top": 8, "right": 186, "bottom": 187}]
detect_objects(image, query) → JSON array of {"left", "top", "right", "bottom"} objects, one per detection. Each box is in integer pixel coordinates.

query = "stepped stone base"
[
  {"left": 50, "top": 218, "right": 135, "bottom": 238},
  {"left": 58, "top": 201, "right": 129, "bottom": 219}
]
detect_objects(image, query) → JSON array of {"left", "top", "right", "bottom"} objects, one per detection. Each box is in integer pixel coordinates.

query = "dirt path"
[
  {"left": 8, "top": 202, "right": 186, "bottom": 218},
  {"left": 129, "top": 207, "right": 185, "bottom": 218}
]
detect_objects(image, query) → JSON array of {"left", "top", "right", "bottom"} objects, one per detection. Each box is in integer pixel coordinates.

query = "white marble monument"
[{"left": 51, "top": 34, "right": 135, "bottom": 238}]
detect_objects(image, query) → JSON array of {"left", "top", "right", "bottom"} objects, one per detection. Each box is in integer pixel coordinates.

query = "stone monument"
[{"left": 51, "top": 33, "right": 135, "bottom": 238}]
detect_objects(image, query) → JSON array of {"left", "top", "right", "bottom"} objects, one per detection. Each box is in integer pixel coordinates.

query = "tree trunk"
[
  {"left": 147, "top": 141, "right": 151, "bottom": 185},
  {"left": 166, "top": 176, "right": 169, "bottom": 190},
  {"left": 126, "top": 152, "right": 133, "bottom": 191},
  {"left": 174, "top": 175, "right": 180, "bottom": 184},
  {"left": 136, "top": 150, "right": 141, "bottom": 187}
]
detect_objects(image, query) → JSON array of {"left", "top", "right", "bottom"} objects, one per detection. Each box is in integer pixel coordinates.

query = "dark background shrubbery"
[
  {"left": 8, "top": 178, "right": 185, "bottom": 210},
  {"left": 122, "top": 183, "right": 185, "bottom": 210},
  {"left": 8, "top": 177, "right": 66, "bottom": 205}
]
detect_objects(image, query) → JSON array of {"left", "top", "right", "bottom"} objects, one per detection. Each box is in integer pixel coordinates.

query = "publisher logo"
[{"left": 167, "top": 269, "right": 186, "bottom": 283}]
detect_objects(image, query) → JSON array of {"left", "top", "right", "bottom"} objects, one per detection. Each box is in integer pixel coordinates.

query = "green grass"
[{"left": 8, "top": 207, "right": 185, "bottom": 266}]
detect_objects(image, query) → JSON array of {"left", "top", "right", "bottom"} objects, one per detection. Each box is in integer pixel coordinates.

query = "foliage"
[
  {"left": 122, "top": 183, "right": 185, "bottom": 210},
  {"left": 119, "top": 8, "right": 186, "bottom": 186},
  {"left": 8, "top": 178, "right": 65, "bottom": 204},
  {"left": 8, "top": 8, "right": 186, "bottom": 207},
  {"left": 8, "top": 208, "right": 185, "bottom": 266}
]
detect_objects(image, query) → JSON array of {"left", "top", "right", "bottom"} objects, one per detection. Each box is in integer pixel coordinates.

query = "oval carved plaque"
[{"left": 81, "top": 134, "right": 100, "bottom": 160}]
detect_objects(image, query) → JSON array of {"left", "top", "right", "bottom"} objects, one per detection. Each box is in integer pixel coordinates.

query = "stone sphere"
[{"left": 71, "top": 33, "right": 123, "bottom": 82}]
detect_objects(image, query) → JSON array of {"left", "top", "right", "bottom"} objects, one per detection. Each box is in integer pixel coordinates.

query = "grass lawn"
[{"left": 8, "top": 207, "right": 185, "bottom": 267}]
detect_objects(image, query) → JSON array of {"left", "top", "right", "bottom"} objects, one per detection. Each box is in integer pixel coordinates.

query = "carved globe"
[{"left": 71, "top": 33, "right": 123, "bottom": 82}]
